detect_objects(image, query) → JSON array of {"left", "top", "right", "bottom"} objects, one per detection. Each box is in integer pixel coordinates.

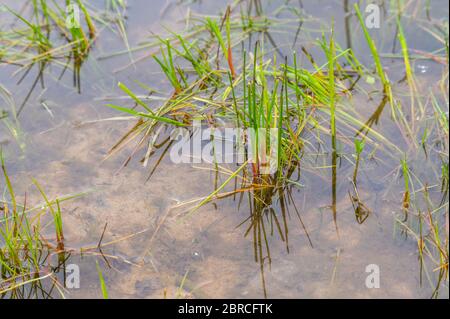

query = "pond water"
[{"left": 0, "top": 0, "right": 448, "bottom": 298}]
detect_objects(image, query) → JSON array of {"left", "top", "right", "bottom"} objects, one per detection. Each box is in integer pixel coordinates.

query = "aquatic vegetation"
[
  {"left": 0, "top": 84, "right": 25, "bottom": 151},
  {"left": 104, "top": 1, "right": 448, "bottom": 298},
  {"left": 0, "top": 0, "right": 131, "bottom": 115},
  {"left": 1, "top": 153, "right": 68, "bottom": 298},
  {"left": 0, "top": 0, "right": 97, "bottom": 110},
  {"left": 0, "top": 0, "right": 448, "bottom": 299},
  {"left": 0, "top": 153, "right": 135, "bottom": 299}
]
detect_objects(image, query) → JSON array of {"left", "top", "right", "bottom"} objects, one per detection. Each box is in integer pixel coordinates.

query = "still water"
[{"left": 0, "top": 0, "right": 448, "bottom": 298}]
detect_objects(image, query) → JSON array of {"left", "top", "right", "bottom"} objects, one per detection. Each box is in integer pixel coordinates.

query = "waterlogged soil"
[{"left": 1, "top": 0, "right": 449, "bottom": 298}]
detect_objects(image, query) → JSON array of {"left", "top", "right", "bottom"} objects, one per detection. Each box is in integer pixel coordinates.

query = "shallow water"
[{"left": 1, "top": 0, "right": 449, "bottom": 298}]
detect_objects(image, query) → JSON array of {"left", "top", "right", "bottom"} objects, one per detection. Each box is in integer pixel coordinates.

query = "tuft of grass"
[
  {"left": 1, "top": 0, "right": 98, "bottom": 111},
  {"left": 1, "top": 152, "right": 64, "bottom": 298}
]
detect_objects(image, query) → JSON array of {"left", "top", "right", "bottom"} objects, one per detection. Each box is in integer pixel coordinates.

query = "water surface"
[{"left": 1, "top": 0, "right": 448, "bottom": 298}]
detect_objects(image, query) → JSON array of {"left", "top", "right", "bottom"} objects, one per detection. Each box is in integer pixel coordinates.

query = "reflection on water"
[
  {"left": 232, "top": 171, "right": 314, "bottom": 298},
  {"left": 1, "top": 0, "right": 449, "bottom": 298}
]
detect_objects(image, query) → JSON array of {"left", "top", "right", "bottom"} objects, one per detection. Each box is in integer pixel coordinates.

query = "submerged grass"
[
  {"left": 1, "top": 0, "right": 96, "bottom": 103},
  {"left": 0, "top": 0, "right": 131, "bottom": 116}
]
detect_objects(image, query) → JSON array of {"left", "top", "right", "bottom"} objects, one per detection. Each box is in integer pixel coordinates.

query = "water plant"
[
  {"left": 1, "top": 0, "right": 447, "bottom": 299},
  {"left": 106, "top": 0, "right": 449, "bottom": 296},
  {"left": 0, "top": 153, "right": 128, "bottom": 299},
  {"left": 1, "top": 152, "right": 67, "bottom": 298}
]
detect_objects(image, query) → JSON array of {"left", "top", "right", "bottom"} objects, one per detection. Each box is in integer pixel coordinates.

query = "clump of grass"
[
  {"left": 1, "top": 0, "right": 97, "bottom": 111},
  {"left": 0, "top": 1, "right": 131, "bottom": 112},
  {"left": 107, "top": 11, "right": 360, "bottom": 211},
  {"left": 111, "top": 22, "right": 356, "bottom": 299},
  {"left": 1, "top": 152, "right": 67, "bottom": 298},
  {"left": 32, "top": 179, "right": 64, "bottom": 255},
  {"left": 396, "top": 184, "right": 448, "bottom": 298},
  {"left": 1, "top": 152, "right": 137, "bottom": 298}
]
